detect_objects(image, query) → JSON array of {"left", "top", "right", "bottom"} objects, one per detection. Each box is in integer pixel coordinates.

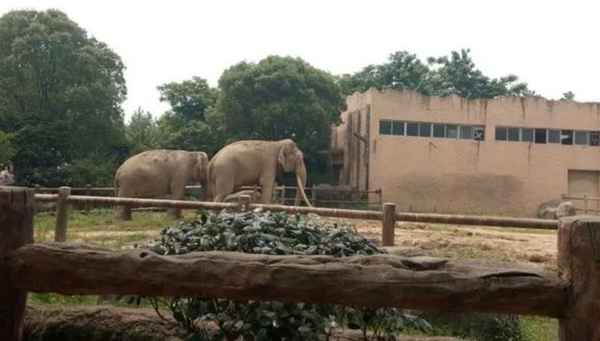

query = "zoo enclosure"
[
  {"left": 561, "top": 193, "right": 600, "bottom": 215},
  {"left": 32, "top": 184, "right": 383, "bottom": 210},
  {"left": 1, "top": 186, "right": 598, "bottom": 341}
]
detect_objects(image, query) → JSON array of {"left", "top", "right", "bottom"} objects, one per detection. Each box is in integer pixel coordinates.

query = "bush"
[
  {"left": 419, "top": 312, "right": 523, "bottom": 341},
  {"left": 145, "top": 210, "right": 430, "bottom": 340}
]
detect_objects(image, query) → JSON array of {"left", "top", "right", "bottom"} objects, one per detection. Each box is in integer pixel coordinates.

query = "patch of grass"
[
  {"left": 29, "top": 293, "right": 99, "bottom": 306},
  {"left": 520, "top": 316, "right": 558, "bottom": 341}
]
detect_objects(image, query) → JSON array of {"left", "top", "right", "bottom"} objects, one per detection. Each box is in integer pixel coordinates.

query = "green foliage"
[
  {"left": 63, "top": 155, "right": 118, "bottom": 186},
  {"left": 156, "top": 77, "right": 224, "bottom": 155},
  {"left": 146, "top": 210, "right": 429, "bottom": 340},
  {"left": 158, "top": 76, "right": 218, "bottom": 122},
  {"left": 0, "top": 130, "right": 15, "bottom": 166},
  {"left": 126, "top": 108, "right": 161, "bottom": 154},
  {"left": 217, "top": 56, "right": 345, "bottom": 165},
  {"left": 419, "top": 312, "right": 523, "bottom": 341},
  {"left": 561, "top": 91, "right": 575, "bottom": 101},
  {"left": 340, "top": 49, "right": 532, "bottom": 100},
  {"left": 0, "top": 9, "right": 128, "bottom": 185}
]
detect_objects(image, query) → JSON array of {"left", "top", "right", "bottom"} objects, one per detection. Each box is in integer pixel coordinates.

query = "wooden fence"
[
  {"left": 33, "top": 184, "right": 384, "bottom": 210},
  {"left": 561, "top": 194, "right": 600, "bottom": 215},
  {"left": 1, "top": 186, "right": 599, "bottom": 341},
  {"left": 35, "top": 186, "right": 558, "bottom": 245}
]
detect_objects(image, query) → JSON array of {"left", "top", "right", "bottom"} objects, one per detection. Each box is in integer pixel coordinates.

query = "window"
[
  {"left": 473, "top": 126, "right": 485, "bottom": 141},
  {"left": 419, "top": 123, "right": 432, "bottom": 137},
  {"left": 534, "top": 129, "right": 547, "bottom": 144},
  {"left": 561, "top": 130, "right": 573, "bottom": 145},
  {"left": 496, "top": 127, "right": 507, "bottom": 141},
  {"left": 391, "top": 121, "right": 404, "bottom": 135},
  {"left": 460, "top": 126, "right": 473, "bottom": 139},
  {"left": 379, "top": 120, "right": 392, "bottom": 135},
  {"left": 575, "top": 131, "right": 589, "bottom": 145},
  {"left": 508, "top": 127, "right": 520, "bottom": 141},
  {"left": 521, "top": 128, "right": 533, "bottom": 142},
  {"left": 406, "top": 122, "right": 419, "bottom": 136},
  {"left": 591, "top": 132, "right": 600, "bottom": 146},
  {"left": 548, "top": 130, "right": 561, "bottom": 143},
  {"left": 433, "top": 124, "right": 445, "bottom": 138},
  {"left": 447, "top": 125, "right": 458, "bottom": 138}
]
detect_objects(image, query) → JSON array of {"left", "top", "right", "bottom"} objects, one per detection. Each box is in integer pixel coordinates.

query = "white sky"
[{"left": 1, "top": 0, "right": 599, "bottom": 121}]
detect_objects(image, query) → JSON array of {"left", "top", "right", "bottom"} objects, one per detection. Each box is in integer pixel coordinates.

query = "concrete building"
[{"left": 330, "top": 89, "right": 600, "bottom": 217}]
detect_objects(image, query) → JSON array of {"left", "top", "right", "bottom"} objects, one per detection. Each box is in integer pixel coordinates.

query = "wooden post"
[
  {"left": 281, "top": 186, "right": 287, "bottom": 205},
  {"left": 238, "top": 195, "right": 251, "bottom": 212},
  {"left": 382, "top": 203, "right": 396, "bottom": 246},
  {"left": 55, "top": 186, "right": 71, "bottom": 242},
  {"left": 558, "top": 216, "right": 600, "bottom": 340},
  {"left": 85, "top": 184, "right": 92, "bottom": 213},
  {"left": 0, "top": 187, "right": 34, "bottom": 341}
]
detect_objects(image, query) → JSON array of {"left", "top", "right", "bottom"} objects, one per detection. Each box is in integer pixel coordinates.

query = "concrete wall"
[{"left": 335, "top": 88, "right": 600, "bottom": 217}]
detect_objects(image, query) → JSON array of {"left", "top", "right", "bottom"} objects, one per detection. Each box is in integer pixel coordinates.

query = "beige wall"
[{"left": 335, "top": 88, "right": 600, "bottom": 216}]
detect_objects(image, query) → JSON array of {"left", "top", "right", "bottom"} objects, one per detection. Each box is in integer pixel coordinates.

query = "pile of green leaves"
[{"left": 146, "top": 210, "right": 430, "bottom": 340}]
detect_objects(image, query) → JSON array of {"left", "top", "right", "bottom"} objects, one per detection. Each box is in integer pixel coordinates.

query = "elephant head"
[{"left": 278, "top": 139, "right": 312, "bottom": 207}]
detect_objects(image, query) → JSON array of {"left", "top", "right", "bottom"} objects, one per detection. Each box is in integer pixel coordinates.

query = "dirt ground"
[{"left": 330, "top": 218, "right": 557, "bottom": 272}]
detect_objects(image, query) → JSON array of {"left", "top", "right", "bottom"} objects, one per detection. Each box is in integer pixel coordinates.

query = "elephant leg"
[
  {"left": 260, "top": 176, "right": 275, "bottom": 204},
  {"left": 168, "top": 183, "right": 186, "bottom": 219},
  {"left": 114, "top": 201, "right": 132, "bottom": 221},
  {"left": 214, "top": 176, "right": 234, "bottom": 202}
]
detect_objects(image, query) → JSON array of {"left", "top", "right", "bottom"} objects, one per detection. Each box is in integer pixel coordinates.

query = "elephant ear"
[{"left": 278, "top": 143, "right": 296, "bottom": 172}]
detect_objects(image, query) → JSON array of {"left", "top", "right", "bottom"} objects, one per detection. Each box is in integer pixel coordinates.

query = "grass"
[{"left": 30, "top": 209, "right": 559, "bottom": 340}]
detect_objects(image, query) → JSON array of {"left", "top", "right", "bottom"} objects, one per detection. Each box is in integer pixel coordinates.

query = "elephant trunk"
[{"left": 294, "top": 161, "right": 313, "bottom": 207}]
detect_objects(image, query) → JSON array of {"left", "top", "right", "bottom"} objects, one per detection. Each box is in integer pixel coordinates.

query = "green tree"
[
  {"left": 0, "top": 130, "right": 15, "bottom": 166},
  {"left": 156, "top": 76, "right": 224, "bottom": 155},
  {"left": 561, "top": 91, "right": 575, "bottom": 101},
  {"left": 157, "top": 76, "right": 218, "bottom": 122},
  {"left": 340, "top": 49, "right": 532, "bottom": 99},
  {"left": 0, "top": 9, "right": 128, "bottom": 185},
  {"left": 127, "top": 108, "right": 160, "bottom": 154},
  {"left": 217, "top": 56, "right": 345, "bottom": 168}
]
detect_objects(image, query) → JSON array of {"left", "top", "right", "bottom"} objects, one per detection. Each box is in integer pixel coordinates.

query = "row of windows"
[
  {"left": 379, "top": 120, "right": 485, "bottom": 141},
  {"left": 495, "top": 126, "right": 600, "bottom": 146}
]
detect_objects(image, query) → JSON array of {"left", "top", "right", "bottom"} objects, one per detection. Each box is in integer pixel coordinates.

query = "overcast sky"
[{"left": 1, "top": 0, "right": 599, "bottom": 121}]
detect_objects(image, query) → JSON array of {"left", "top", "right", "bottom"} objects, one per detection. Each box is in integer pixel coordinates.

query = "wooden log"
[
  {"left": 382, "top": 203, "right": 396, "bottom": 246},
  {"left": 558, "top": 216, "right": 600, "bottom": 340},
  {"left": 9, "top": 243, "right": 567, "bottom": 317},
  {"left": 64, "top": 195, "right": 238, "bottom": 210},
  {"left": 23, "top": 305, "right": 186, "bottom": 341},
  {"left": 0, "top": 187, "right": 34, "bottom": 341},
  {"left": 54, "top": 186, "right": 71, "bottom": 242},
  {"left": 395, "top": 211, "right": 557, "bottom": 229}
]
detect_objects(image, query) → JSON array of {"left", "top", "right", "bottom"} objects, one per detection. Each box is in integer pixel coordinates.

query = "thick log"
[
  {"left": 54, "top": 186, "right": 70, "bottom": 242},
  {"left": 396, "top": 211, "right": 557, "bottom": 229},
  {"left": 558, "top": 216, "right": 600, "bottom": 340},
  {"left": 9, "top": 243, "right": 567, "bottom": 317},
  {"left": 23, "top": 305, "right": 186, "bottom": 341},
  {"left": 0, "top": 187, "right": 34, "bottom": 341},
  {"left": 65, "top": 195, "right": 238, "bottom": 210},
  {"left": 382, "top": 203, "right": 396, "bottom": 246}
]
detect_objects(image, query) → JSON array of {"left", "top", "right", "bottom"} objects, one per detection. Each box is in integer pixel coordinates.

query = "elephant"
[
  {"left": 114, "top": 149, "right": 208, "bottom": 220},
  {"left": 207, "top": 139, "right": 312, "bottom": 206}
]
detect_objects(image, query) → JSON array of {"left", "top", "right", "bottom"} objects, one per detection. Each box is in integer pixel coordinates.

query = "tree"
[
  {"left": 126, "top": 108, "right": 160, "bottom": 154},
  {"left": 157, "top": 77, "right": 218, "bottom": 122},
  {"left": 217, "top": 56, "right": 345, "bottom": 169},
  {"left": 561, "top": 91, "right": 575, "bottom": 101},
  {"left": 156, "top": 76, "right": 224, "bottom": 155},
  {"left": 0, "top": 9, "right": 128, "bottom": 185},
  {"left": 0, "top": 130, "right": 15, "bottom": 166},
  {"left": 339, "top": 49, "right": 532, "bottom": 100}
]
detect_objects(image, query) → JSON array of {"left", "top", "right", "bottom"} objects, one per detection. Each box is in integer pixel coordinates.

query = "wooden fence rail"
[{"left": 1, "top": 186, "right": 600, "bottom": 340}]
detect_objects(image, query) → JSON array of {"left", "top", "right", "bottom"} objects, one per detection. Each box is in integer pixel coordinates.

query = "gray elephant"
[
  {"left": 114, "top": 149, "right": 208, "bottom": 220},
  {"left": 207, "top": 139, "right": 312, "bottom": 206}
]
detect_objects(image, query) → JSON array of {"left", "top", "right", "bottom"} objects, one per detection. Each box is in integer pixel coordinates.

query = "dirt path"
[{"left": 333, "top": 218, "right": 557, "bottom": 271}]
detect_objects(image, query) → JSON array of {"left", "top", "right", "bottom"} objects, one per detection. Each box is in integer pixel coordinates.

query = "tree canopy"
[
  {"left": 217, "top": 56, "right": 345, "bottom": 164},
  {"left": 0, "top": 9, "right": 128, "bottom": 185},
  {"left": 338, "top": 49, "right": 532, "bottom": 99}
]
